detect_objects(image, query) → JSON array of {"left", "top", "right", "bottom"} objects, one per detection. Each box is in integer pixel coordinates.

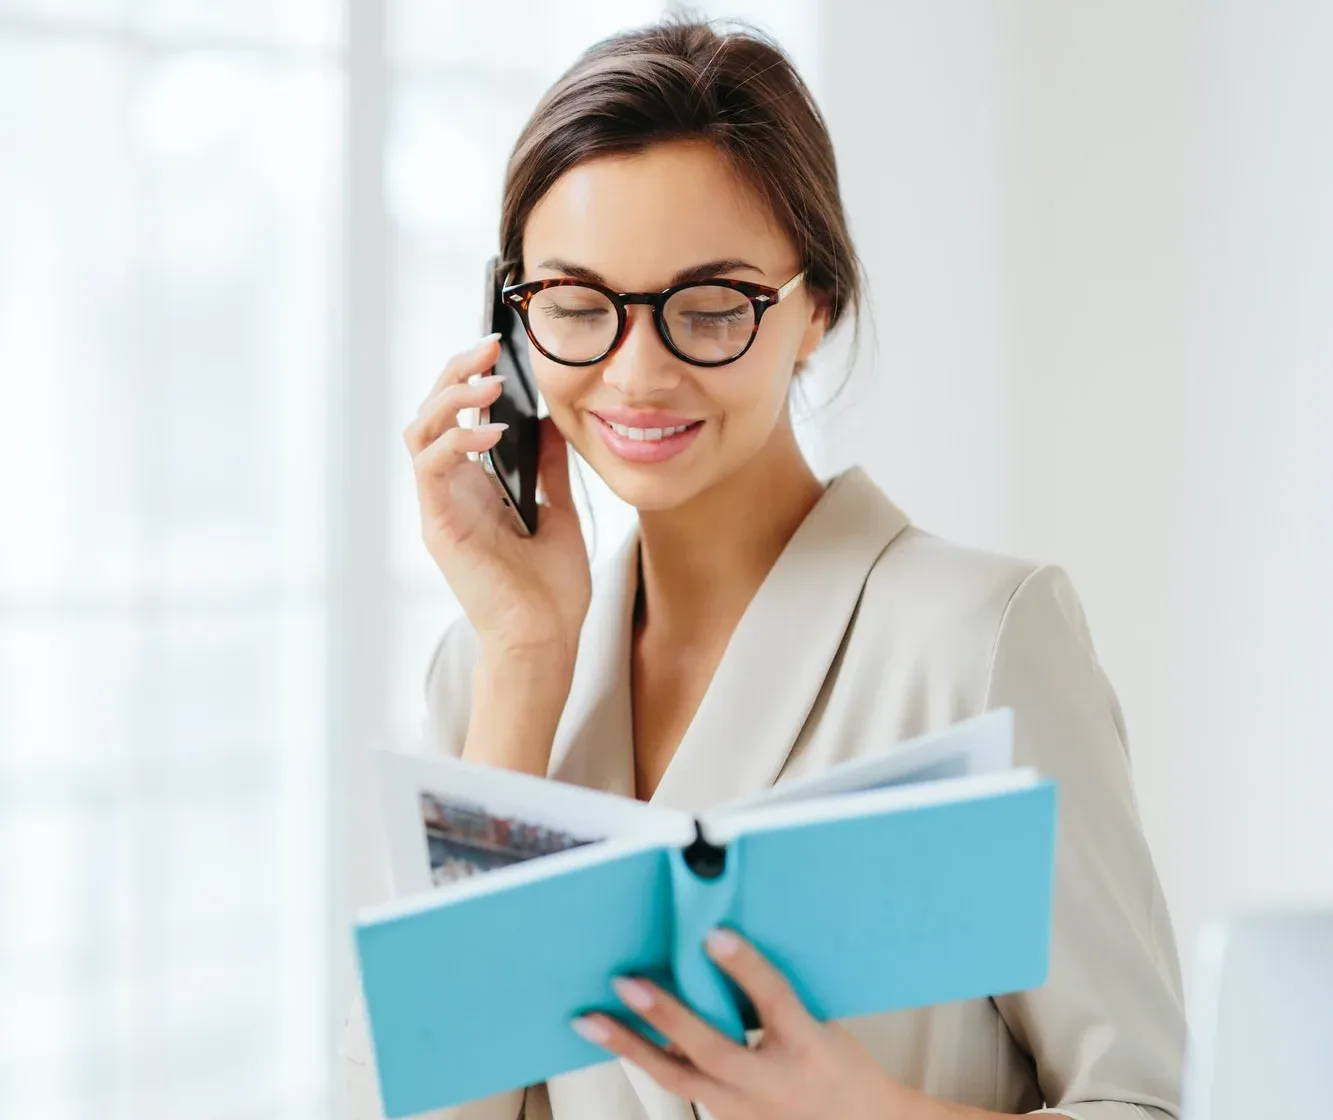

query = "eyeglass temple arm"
[{"left": 774, "top": 271, "right": 805, "bottom": 301}]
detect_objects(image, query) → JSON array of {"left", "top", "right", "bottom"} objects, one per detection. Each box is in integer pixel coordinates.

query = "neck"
[{"left": 634, "top": 418, "right": 826, "bottom": 637}]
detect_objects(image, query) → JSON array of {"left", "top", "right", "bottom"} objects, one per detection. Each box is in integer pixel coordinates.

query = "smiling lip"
[
  {"left": 592, "top": 408, "right": 700, "bottom": 428},
  {"left": 590, "top": 411, "right": 704, "bottom": 464}
]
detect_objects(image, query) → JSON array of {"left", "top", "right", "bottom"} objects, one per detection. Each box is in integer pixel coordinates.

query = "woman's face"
[{"left": 521, "top": 140, "right": 827, "bottom": 512}]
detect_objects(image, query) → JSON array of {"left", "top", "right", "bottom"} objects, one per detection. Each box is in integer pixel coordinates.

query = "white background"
[
  {"left": 810, "top": 0, "right": 1333, "bottom": 991},
  {"left": 1, "top": 2, "right": 1330, "bottom": 1117}
]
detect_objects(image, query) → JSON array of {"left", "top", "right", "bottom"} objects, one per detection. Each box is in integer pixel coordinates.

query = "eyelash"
[
  {"left": 542, "top": 306, "right": 607, "bottom": 320},
  {"left": 686, "top": 309, "right": 748, "bottom": 324}
]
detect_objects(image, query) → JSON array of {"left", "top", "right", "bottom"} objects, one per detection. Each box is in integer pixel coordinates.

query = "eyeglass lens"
[{"left": 526, "top": 284, "right": 757, "bottom": 364}]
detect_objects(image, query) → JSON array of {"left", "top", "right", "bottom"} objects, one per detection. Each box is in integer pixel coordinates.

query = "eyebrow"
[{"left": 535, "top": 257, "right": 766, "bottom": 288}]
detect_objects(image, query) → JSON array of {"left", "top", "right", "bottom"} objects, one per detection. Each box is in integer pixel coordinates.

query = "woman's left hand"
[{"left": 571, "top": 927, "right": 919, "bottom": 1120}]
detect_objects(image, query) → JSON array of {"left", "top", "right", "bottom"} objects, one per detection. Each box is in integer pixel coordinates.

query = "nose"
[{"left": 601, "top": 305, "right": 682, "bottom": 396}]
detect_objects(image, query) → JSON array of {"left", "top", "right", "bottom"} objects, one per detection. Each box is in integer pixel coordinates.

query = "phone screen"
[{"left": 481, "top": 259, "right": 541, "bottom": 533}]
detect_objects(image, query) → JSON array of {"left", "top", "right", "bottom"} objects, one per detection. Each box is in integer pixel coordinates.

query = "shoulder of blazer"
[
  {"left": 849, "top": 506, "right": 1048, "bottom": 703},
  {"left": 866, "top": 523, "right": 1042, "bottom": 617},
  {"left": 847, "top": 464, "right": 1041, "bottom": 628}
]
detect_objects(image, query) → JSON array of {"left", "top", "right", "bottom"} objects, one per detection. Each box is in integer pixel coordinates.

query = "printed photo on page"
[{"left": 419, "top": 791, "right": 599, "bottom": 885}]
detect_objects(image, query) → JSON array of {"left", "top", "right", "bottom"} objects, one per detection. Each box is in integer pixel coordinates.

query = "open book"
[{"left": 354, "top": 709, "right": 1057, "bottom": 1118}]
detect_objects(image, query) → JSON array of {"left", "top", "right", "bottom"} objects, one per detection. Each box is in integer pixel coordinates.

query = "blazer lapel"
[
  {"left": 649, "top": 467, "right": 910, "bottom": 814},
  {"left": 547, "top": 529, "right": 639, "bottom": 797}
]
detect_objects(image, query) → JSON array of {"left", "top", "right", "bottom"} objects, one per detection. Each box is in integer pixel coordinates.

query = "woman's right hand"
[{"left": 403, "top": 334, "right": 593, "bottom": 667}]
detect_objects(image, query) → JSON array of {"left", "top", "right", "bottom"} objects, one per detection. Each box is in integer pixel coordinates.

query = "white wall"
[
  {"left": 817, "top": 0, "right": 1333, "bottom": 990},
  {"left": 804, "top": 2, "right": 1017, "bottom": 550}
]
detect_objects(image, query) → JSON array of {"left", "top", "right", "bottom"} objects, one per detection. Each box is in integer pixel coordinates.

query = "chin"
[
  {"left": 592, "top": 457, "right": 712, "bottom": 513},
  {"left": 559, "top": 409, "right": 702, "bottom": 511}
]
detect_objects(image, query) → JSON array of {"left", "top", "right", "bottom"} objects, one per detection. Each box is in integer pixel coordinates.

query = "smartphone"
[{"left": 476, "top": 256, "right": 541, "bottom": 536}]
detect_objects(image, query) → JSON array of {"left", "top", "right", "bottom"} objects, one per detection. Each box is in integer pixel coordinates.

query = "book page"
[
  {"left": 704, "top": 766, "right": 1040, "bottom": 846},
  {"left": 376, "top": 748, "right": 692, "bottom": 896},
  {"left": 419, "top": 790, "right": 599, "bottom": 886},
  {"left": 711, "top": 708, "right": 1015, "bottom": 820}
]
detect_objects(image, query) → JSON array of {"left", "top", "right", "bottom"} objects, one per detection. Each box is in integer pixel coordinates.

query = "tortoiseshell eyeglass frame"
[{"left": 499, "top": 271, "right": 806, "bottom": 368}]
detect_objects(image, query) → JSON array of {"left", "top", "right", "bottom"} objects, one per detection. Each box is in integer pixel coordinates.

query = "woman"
[{"left": 341, "top": 17, "right": 1184, "bottom": 1120}]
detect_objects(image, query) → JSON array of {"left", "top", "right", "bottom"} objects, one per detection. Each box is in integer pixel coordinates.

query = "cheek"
[
  {"left": 532, "top": 358, "right": 586, "bottom": 417},
  {"left": 713, "top": 327, "right": 799, "bottom": 423},
  {"left": 532, "top": 360, "right": 605, "bottom": 459}
]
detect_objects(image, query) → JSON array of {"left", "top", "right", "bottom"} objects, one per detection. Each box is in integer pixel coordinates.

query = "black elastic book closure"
[{"left": 681, "top": 820, "right": 727, "bottom": 879}]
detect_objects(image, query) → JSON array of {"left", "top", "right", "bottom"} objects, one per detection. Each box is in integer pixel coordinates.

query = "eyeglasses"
[{"left": 500, "top": 271, "right": 806, "bottom": 368}]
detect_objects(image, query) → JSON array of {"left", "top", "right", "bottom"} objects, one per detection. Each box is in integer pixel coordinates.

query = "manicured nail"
[
  {"left": 572, "top": 1016, "right": 611, "bottom": 1044},
  {"left": 474, "top": 422, "right": 508, "bottom": 432},
  {"left": 478, "top": 332, "right": 502, "bottom": 346},
  {"left": 612, "top": 977, "right": 655, "bottom": 1012},
  {"left": 706, "top": 928, "right": 741, "bottom": 959}
]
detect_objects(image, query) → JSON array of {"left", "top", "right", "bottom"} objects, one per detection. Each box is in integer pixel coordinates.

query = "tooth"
[{"left": 603, "top": 419, "right": 696, "bottom": 441}]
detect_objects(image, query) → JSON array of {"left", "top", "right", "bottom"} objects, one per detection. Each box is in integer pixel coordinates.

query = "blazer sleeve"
[
  {"left": 336, "top": 617, "right": 527, "bottom": 1120},
  {"left": 985, "top": 566, "right": 1186, "bottom": 1120}
]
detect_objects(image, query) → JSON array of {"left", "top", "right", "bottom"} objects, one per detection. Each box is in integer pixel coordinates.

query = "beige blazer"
[{"left": 340, "top": 467, "right": 1185, "bottom": 1120}]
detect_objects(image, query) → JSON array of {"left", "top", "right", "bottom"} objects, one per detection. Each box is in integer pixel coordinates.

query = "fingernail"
[
  {"left": 612, "top": 977, "right": 655, "bottom": 1012},
  {"left": 478, "top": 332, "right": 502, "bottom": 346},
  {"left": 706, "top": 928, "right": 741, "bottom": 959},
  {"left": 572, "top": 1016, "right": 611, "bottom": 1044},
  {"left": 474, "top": 422, "right": 508, "bottom": 432}
]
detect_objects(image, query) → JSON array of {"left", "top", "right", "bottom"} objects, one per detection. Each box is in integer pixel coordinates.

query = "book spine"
[{"left": 667, "top": 823, "right": 745, "bottom": 1043}]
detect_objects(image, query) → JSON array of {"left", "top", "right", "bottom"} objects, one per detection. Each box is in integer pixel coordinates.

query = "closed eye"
[
  {"left": 542, "top": 305, "right": 610, "bottom": 321},
  {"left": 687, "top": 308, "right": 749, "bottom": 323}
]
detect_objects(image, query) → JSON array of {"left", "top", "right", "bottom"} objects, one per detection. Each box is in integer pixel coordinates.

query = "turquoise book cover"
[{"left": 354, "top": 710, "right": 1057, "bottom": 1118}]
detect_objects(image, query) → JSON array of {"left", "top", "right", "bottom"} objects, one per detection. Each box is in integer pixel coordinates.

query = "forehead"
[{"left": 522, "top": 140, "right": 792, "bottom": 287}]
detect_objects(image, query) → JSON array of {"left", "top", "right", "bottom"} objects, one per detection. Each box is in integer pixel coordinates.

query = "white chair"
[{"left": 1183, "top": 907, "right": 1333, "bottom": 1119}]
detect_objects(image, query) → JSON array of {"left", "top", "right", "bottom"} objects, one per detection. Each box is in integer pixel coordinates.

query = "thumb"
[{"left": 535, "top": 416, "right": 575, "bottom": 511}]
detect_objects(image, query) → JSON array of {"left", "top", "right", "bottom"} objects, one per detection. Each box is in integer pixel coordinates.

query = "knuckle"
[
  {"left": 443, "top": 348, "right": 485, "bottom": 385},
  {"left": 420, "top": 388, "right": 452, "bottom": 421},
  {"left": 451, "top": 377, "right": 495, "bottom": 406},
  {"left": 414, "top": 437, "right": 448, "bottom": 470},
  {"left": 439, "top": 381, "right": 471, "bottom": 409},
  {"left": 760, "top": 985, "right": 795, "bottom": 1019},
  {"left": 655, "top": 1063, "right": 696, "bottom": 1098},
  {"left": 706, "top": 1044, "right": 748, "bottom": 1082}
]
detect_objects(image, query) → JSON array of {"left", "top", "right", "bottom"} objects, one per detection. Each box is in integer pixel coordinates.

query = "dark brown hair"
[{"left": 498, "top": 16, "right": 864, "bottom": 344}]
